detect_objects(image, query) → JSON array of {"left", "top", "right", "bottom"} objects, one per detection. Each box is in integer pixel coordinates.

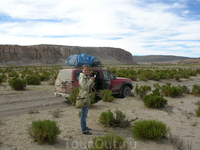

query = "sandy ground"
[{"left": 0, "top": 76, "right": 200, "bottom": 150}]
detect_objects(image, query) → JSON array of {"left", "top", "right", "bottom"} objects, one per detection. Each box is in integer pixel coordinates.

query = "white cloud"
[{"left": 0, "top": 0, "right": 199, "bottom": 57}]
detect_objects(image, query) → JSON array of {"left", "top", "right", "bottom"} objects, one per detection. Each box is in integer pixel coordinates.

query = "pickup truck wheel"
[{"left": 120, "top": 85, "right": 131, "bottom": 98}]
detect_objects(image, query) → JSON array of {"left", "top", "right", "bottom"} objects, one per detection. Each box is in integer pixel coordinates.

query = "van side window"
[
  {"left": 110, "top": 72, "right": 115, "bottom": 79},
  {"left": 103, "top": 71, "right": 110, "bottom": 80},
  {"left": 76, "top": 71, "right": 82, "bottom": 80}
]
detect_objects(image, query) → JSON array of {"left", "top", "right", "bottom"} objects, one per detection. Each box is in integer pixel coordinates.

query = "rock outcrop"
[{"left": 0, "top": 45, "right": 136, "bottom": 65}]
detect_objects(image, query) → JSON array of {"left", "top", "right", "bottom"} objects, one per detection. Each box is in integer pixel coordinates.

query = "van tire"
[{"left": 120, "top": 85, "right": 131, "bottom": 98}]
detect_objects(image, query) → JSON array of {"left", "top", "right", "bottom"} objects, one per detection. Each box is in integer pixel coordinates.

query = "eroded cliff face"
[{"left": 0, "top": 45, "right": 136, "bottom": 65}]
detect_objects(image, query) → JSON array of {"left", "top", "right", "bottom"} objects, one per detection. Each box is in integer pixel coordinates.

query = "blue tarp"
[{"left": 65, "top": 53, "right": 95, "bottom": 67}]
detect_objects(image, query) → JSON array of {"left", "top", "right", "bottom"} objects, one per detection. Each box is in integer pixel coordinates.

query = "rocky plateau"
[{"left": 0, "top": 45, "right": 136, "bottom": 66}]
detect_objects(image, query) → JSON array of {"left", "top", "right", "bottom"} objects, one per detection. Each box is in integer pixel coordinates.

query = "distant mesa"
[{"left": 0, "top": 44, "right": 136, "bottom": 66}]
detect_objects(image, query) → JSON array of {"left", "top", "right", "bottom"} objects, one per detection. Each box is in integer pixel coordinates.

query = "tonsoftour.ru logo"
[{"left": 66, "top": 139, "right": 137, "bottom": 149}]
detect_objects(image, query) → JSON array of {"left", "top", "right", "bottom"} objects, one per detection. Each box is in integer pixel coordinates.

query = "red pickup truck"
[{"left": 54, "top": 68, "right": 133, "bottom": 99}]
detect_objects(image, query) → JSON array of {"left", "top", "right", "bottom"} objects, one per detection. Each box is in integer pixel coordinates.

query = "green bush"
[
  {"left": 143, "top": 94, "right": 167, "bottom": 108},
  {"left": 68, "top": 87, "right": 79, "bottom": 105},
  {"left": 195, "top": 105, "right": 200, "bottom": 117},
  {"left": 152, "top": 88, "right": 161, "bottom": 96},
  {"left": 100, "top": 89, "right": 114, "bottom": 102},
  {"left": 89, "top": 133, "right": 128, "bottom": 150},
  {"left": 196, "top": 100, "right": 200, "bottom": 105},
  {"left": 179, "top": 85, "right": 190, "bottom": 94},
  {"left": 160, "top": 83, "right": 182, "bottom": 97},
  {"left": 99, "top": 109, "right": 137, "bottom": 128},
  {"left": 191, "top": 84, "right": 200, "bottom": 96},
  {"left": 9, "top": 78, "right": 26, "bottom": 90},
  {"left": 153, "top": 83, "right": 160, "bottom": 89},
  {"left": 138, "top": 73, "right": 148, "bottom": 81},
  {"left": 99, "top": 109, "right": 113, "bottom": 127},
  {"left": 131, "top": 120, "right": 168, "bottom": 140},
  {"left": 8, "top": 71, "right": 19, "bottom": 78},
  {"left": 135, "top": 84, "right": 151, "bottom": 99},
  {"left": 27, "top": 120, "right": 61, "bottom": 145},
  {"left": 150, "top": 73, "right": 160, "bottom": 81},
  {"left": 90, "top": 91, "right": 98, "bottom": 105},
  {"left": 26, "top": 75, "right": 41, "bottom": 85},
  {"left": 173, "top": 74, "right": 180, "bottom": 81},
  {"left": 0, "top": 75, "right": 3, "bottom": 84},
  {"left": 39, "top": 74, "right": 49, "bottom": 81}
]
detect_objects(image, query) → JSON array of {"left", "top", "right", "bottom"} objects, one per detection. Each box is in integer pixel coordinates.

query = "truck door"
[
  {"left": 102, "top": 70, "right": 111, "bottom": 90},
  {"left": 109, "top": 71, "right": 121, "bottom": 93}
]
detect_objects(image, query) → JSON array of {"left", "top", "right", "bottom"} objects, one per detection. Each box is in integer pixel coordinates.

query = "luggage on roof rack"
[{"left": 65, "top": 53, "right": 103, "bottom": 67}]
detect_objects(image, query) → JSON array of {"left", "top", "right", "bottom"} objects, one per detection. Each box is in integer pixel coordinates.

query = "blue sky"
[{"left": 0, "top": 0, "right": 200, "bottom": 57}]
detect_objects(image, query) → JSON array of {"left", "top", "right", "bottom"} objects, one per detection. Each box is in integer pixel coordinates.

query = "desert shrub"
[
  {"left": 9, "top": 78, "right": 26, "bottom": 90},
  {"left": 39, "top": 74, "right": 49, "bottom": 81},
  {"left": 89, "top": 133, "right": 128, "bottom": 150},
  {"left": 153, "top": 83, "right": 160, "bottom": 89},
  {"left": 27, "top": 120, "right": 61, "bottom": 145},
  {"left": 196, "top": 100, "right": 200, "bottom": 105},
  {"left": 131, "top": 120, "right": 168, "bottom": 140},
  {"left": 99, "top": 109, "right": 113, "bottom": 127},
  {"left": 26, "top": 74, "right": 41, "bottom": 85},
  {"left": 39, "top": 71, "right": 50, "bottom": 81},
  {"left": 196, "top": 69, "right": 200, "bottom": 74},
  {"left": 191, "top": 84, "right": 200, "bottom": 96},
  {"left": 90, "top": 91, "right": 97, "bottom": 104},
  {"left": 100, "top": 89, "right": 114, "bottom": 102},
  {"left": 68, "top": 87, "right": 79, "bottom": 105},
  {"left": 195, "top": 105, "right": 200, "bottom": 117},
  {"left": 126, "top": 74, "right": 137, "bottom": 81},
  {"left": 179, "top": 85, "right": 190, "bottom": 94},
  {"left": 173, "top": 74, "right": 180, "bottom": 81},
  {"left": 8, "top": 71, "right": 19, "bottom": 78},
  {"left": 135, "top": 84, "right": 151, "bottom": 99},
  {"left": 0, "top": 75, "right": 3, "bottom": 84},
  {"left": 150, "top": 73, "right": 160, "bottom": 81},
  {"left": 138, "top": 73, "right": 148, "bottom": 81},
  {"left": 99, "top": 109, "right": 137, "bottom": 128},
  {"left": 21, "top": 73, "right": 26, "bottom": 79},
  {"left": 157, "top": 70, "right": 169, "bottom": 79},
  {"left": 179, "top": 69, "right": 190, "bottom": 79},
  {"left": 160, "top": 83, "right": 182, "bottom": 97},
  {"left": 189, "top": 70, "right": 197, "bottom": 76},
  {"left": 152, "top": 88, "right": 161, "bottom": 96},
  {"left": 143, "top": 94, "right": 167, "bottom": 108}
]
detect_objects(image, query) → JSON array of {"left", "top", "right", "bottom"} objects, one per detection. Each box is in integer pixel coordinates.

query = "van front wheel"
[{"left": 120, "top": 86, "right": 131, "bottom": 98}]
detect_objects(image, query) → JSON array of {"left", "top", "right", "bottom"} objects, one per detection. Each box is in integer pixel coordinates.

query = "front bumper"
[{"left": 54, "top": 91, "right": 70, "bottom": 98}]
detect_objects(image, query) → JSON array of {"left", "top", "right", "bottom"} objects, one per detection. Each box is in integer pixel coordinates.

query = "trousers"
[{"left": 80, "top": 105, "right": 89, "bottom": 132}]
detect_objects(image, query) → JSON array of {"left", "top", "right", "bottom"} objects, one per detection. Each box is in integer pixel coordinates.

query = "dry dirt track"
[
  {"left": 0, "top": 82, "right": 71, "bottom": 118},
  {"left": 0, "top": 75, "right": 200, "bottom": 119}
]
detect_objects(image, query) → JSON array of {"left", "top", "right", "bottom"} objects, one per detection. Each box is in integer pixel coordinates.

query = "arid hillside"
[
  {"left": 132, "top": 55, "right": 190, "bottom": 63},
  {"left": 132, "top": 55, "right": 200, "bottom": 65},
  {"left": 0, "top": 45, "right": 136, "bottom": 66},
  {"left": 179, "top": 58, "right": 200, "bottom": 64}
]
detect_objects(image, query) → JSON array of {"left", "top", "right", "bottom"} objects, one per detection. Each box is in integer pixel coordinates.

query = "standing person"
[{"left": 78, "top": 65, "right": 95, "bottom": 135}]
